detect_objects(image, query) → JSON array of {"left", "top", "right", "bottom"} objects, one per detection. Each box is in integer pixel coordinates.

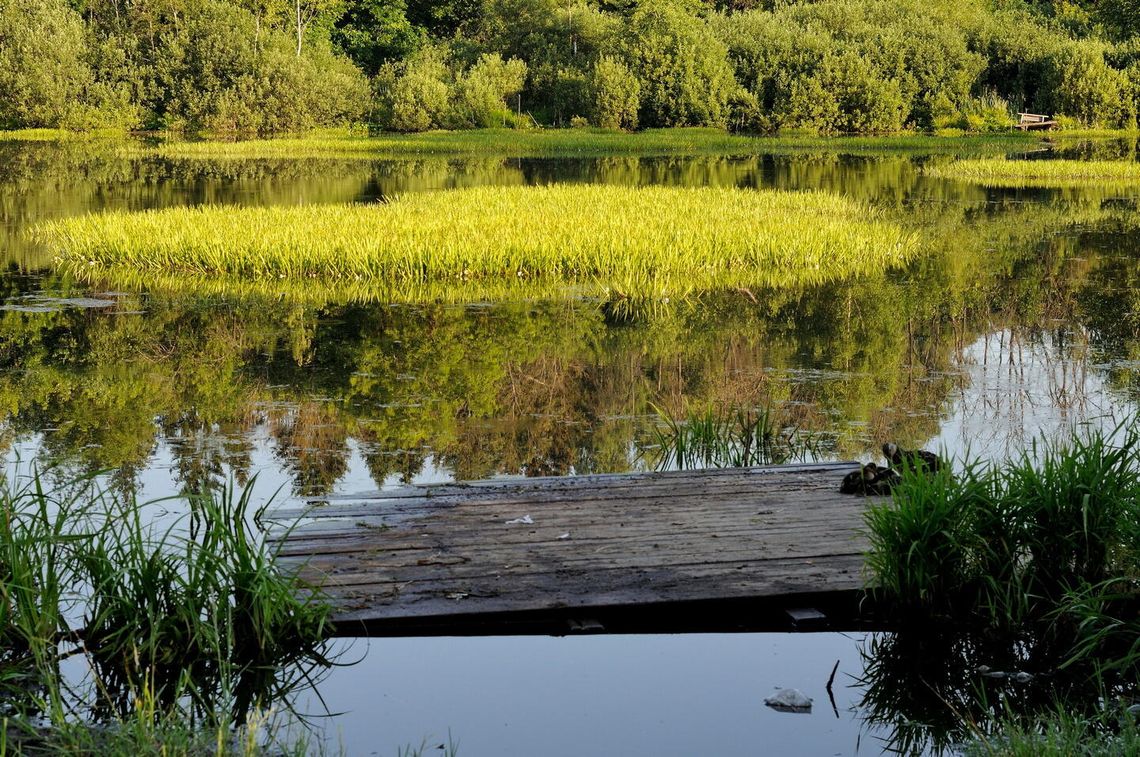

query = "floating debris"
[
  {"left": 0, "top": 296, "right": 117, "bottom": 313},
  {"left": 764, "top": 688, "right": 813, "bottom": 713},
  {"left": 505, "top": 515, "right": 534, "bottom": 525}
]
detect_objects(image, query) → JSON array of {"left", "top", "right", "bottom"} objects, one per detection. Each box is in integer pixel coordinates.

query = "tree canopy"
[{"left": 2, "top": 0, "right": 1140, "bottom": 133}]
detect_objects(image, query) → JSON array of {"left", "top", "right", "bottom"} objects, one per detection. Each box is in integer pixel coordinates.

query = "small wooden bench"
[{"left": 1016, "top": 112, "right": 1057, "bottom": 131}]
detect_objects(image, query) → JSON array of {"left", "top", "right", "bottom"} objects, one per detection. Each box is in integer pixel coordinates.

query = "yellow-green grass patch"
[
  {"left": 142, "top": 128, "right": 1042, "bottom": 161},
  {"left": 36, "top": 185, "right": 916, "bottom": 300},
  {"left": 927, "top": 158, "right": 1140, "bottom": 187}
]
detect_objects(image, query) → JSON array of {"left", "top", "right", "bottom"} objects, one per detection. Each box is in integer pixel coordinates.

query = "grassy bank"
[
  {"left": 36, "top": 185, "right": 916, "bottom": 299},
  {"left": 142, "top": 128, "right": 1043, "bottom": 160},
  {"left": 927, "top": 158, "right": 1140, "bottom": 187}
]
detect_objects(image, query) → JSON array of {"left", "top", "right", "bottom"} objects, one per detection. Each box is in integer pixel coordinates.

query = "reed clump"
[
  {"left": 644, "top": 405, "right": 826, "bottom": 470},
  {"left": 865, "top": 420, "right": 1140, "bottom": 664},
  {"left": 0, "top": 470, "right": 333, "bottom": 753},
  {"left": 927, "top": 158, "right": 1140, "bottom": 187},
  {"left": 35, "top": 185, "right": 916, "bottom": 299}
]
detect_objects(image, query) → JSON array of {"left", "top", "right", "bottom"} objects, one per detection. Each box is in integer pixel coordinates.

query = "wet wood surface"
[{"left": 270, "top": 463, "right": 881, "bottom": 633}]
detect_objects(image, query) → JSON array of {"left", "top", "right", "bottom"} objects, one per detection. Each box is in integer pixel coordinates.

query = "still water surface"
[{"left": 3, "top": 138, "right": 1140, "bottom": 753}]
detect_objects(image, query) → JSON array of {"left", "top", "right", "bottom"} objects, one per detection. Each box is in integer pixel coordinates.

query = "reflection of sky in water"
[
  {"left": 933, "top": 331, "right": 1136, "bottom": 464},
  {"left": 300, "top": 633, "right": 892, "bottom": 757}
]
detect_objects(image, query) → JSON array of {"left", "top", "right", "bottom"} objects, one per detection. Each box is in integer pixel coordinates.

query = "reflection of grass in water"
[
  {"left": 858, "top": 626, "right": 1140, "bottom": 756},
  {"left": 140, "top": 128, "right": 1042, "bottom": 160},
  {"left": 35, "top": 185, "right": 916, "bottom": 300},
  {"left": 0, "top": 470, "right": 333, "bottom": 752},
  {"left": 644, "top": 405, "right": 828, "bottom": 470},
  {"left": 928, "top": 158, "right": 1140, "bottom": 187}
]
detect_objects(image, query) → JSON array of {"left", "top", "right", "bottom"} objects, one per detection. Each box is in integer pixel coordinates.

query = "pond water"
[{"left": 3, "top": 137, "right": 1140, "bottom": 754}]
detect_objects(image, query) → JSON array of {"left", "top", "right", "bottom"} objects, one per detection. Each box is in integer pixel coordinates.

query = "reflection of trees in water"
[
  {"left": 2, "top": 146, "right": 1140, "bottom": 492},
  {"left": 3, "top": 227, "right": 1136, "bottom": 495}
]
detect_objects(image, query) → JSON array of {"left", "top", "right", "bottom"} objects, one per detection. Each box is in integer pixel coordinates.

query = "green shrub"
[
  {"left": 373, "top": 45, "right": 453, "bottom": 131},
  {"left": 0, "top": 0, "right": 91, "bottom": 129},
  {"left": 624, "top": 0, "right": 737, "bottom": 128},
  {"left": 452, "top": 53, "right": 528, "bottom": 128},
  {"left": 1043, "top": 42, "right": 1136, "bottom": 129},
  {"left": 590, "top": 55, "right": 640, "bottom": 130}
]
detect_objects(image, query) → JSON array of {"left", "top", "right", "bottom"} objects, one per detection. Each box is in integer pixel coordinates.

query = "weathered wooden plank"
[
  {"left": 272, "top": 463, "right": 856, "bottom": 518},
  {"left": 322, "top": 554, "right": 868, "bottom": 622},
  {"left": 272, "top": 493, "right": 873, "bottom": 552},
  {"left": 271, "top": 463, "right": 877, "bottom": 631}
]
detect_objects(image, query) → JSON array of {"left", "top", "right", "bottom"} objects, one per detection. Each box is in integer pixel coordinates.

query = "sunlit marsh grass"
[
  {"left": 144, "top": 128, "right": 1042, "bottom": 160},
  {"left": 927, "top": 158, "right": 1140, "bottom": 187},
  {"left": 36, "top": 185, "right": 917, "bottom": 299}
]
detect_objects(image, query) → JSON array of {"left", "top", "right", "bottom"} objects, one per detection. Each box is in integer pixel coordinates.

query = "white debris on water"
[{"left": 764, "top": 688, "right": 813, "bottom": 713}]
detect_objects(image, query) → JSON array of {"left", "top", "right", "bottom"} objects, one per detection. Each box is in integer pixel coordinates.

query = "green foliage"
[
  {"left": 0, "top": 0, "right": 128, "bottom": 130},
  {"left": 9, "top": 0, "right": 1140, "bottom": 135},
  {"left": 149, "top": 2, "right": 369, "bottom": 132},
  {"left": 332, "top": 0, "right": 425, "bottom": 76},
  {"left": 623, "top": 0, "right": 738, "bottom": 128},
  {"left": 373, "top": 49, "right": 526, "bottom": 130},
  {"left": 0, "top": 470, "right": 332, "bottom": 749},
  {"left": 929, "top": 158, "right": 1140, "bottom": 187},
  {"left": 373, "top": 45, "right": 453, "bottom": 131},
  {"left": 646, "top": 405, "right": 824, "bottom": 470},
  {"left": 452, "top": 53, "right": 528, "bottom": 128},
  {"left": 1095, "top": 0, "right": 1140, "bottom": 42},
  {"left": 865, "top": 421, "right": 1140, "bottom": 635},
  {"left": 1043, "top": 43, "right": 1136, "bottom": 129},
  {"left": 590, "top": 55, "right": 640, "bottom": 130}
]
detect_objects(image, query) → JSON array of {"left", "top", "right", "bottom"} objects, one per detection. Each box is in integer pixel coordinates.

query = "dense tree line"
[{"left": 3, "top": 0, "right": 1140, "bottom": 133}]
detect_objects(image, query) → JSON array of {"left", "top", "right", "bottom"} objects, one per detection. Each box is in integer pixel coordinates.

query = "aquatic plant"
[
  {"left": 35, "top": 185, "right": 917, "bottom": 299},
  {"left": 644, "top": 404, "right": 827, "bottom": 470},
  {"left": 0, "top": 468, "right": 334, "bottom": 751},
  {"left": 927, "top": 158, "right": 1140, "bottom": 187},
  {"left": 864, "top": 418, "right": 1140, "bottom": 641}
]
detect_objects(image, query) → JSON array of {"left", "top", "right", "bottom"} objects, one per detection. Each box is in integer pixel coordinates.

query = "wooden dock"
[{"left": 271, "top": 463, "right": 883, "bottom": 635}]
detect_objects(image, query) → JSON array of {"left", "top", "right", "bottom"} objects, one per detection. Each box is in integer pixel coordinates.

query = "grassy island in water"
[{"left": 36, "top": 184, "right": 916, "bottom": 300}]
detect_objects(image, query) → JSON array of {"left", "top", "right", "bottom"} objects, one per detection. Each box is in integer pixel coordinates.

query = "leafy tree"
[
  {"left": 373, "top": 45, "right": 452, "bottom": 131},
  {"left": 332, "top": 0, "right": 424, "bottom": 75},
  {"left": 1096, "top": 0, "right": 1140, "bottom": 42},
  {"left": 624, "top": 0, "right": 737, "bottom": 128},
  {"left": 1044, "top": 42, "right": 1135, "bottom": 128},
  {"left": 590, "top": 55, "right": 639, "bottom": 129},
  {"left": 0, "top": 0, "right": 90, "bottom": 128},
  {"left": 453, "top": 53, "right": 528, "bottom": 127}
]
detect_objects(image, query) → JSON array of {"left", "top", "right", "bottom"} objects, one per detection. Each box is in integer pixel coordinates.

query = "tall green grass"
[
  {"left": 142, "top": 128, "right": 1041, "bottom": 160},
  {"left": 0, "top": 469, "right": 333, "bottom": 753},
  {"left": 35, "top": 185, "right": 917, "bottom": 299},
  {"left": 865, "top": 419, "right": 1140, "bottom": 647},
  {"left": 643, "top": 405, "right": 827, "bottom": 470},
  {"left": 928, "top": 158, "right": 1140, "bottom": 187}
]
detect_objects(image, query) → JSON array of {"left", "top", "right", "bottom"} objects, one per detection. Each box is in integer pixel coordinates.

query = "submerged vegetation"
[
  {"left": 35, "top": 185, "right": 915, "bottom": 298},
  {"left": 0, "top": 470, "right": 333, "bottom": 753},
  {"left": 930, "top": 158, "right": 1140, "bottom": 187}
]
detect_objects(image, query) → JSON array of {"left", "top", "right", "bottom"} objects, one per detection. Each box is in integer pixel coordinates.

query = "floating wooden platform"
[{"left": 271, "top": 463, "right": 884, "bottom": 636}]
